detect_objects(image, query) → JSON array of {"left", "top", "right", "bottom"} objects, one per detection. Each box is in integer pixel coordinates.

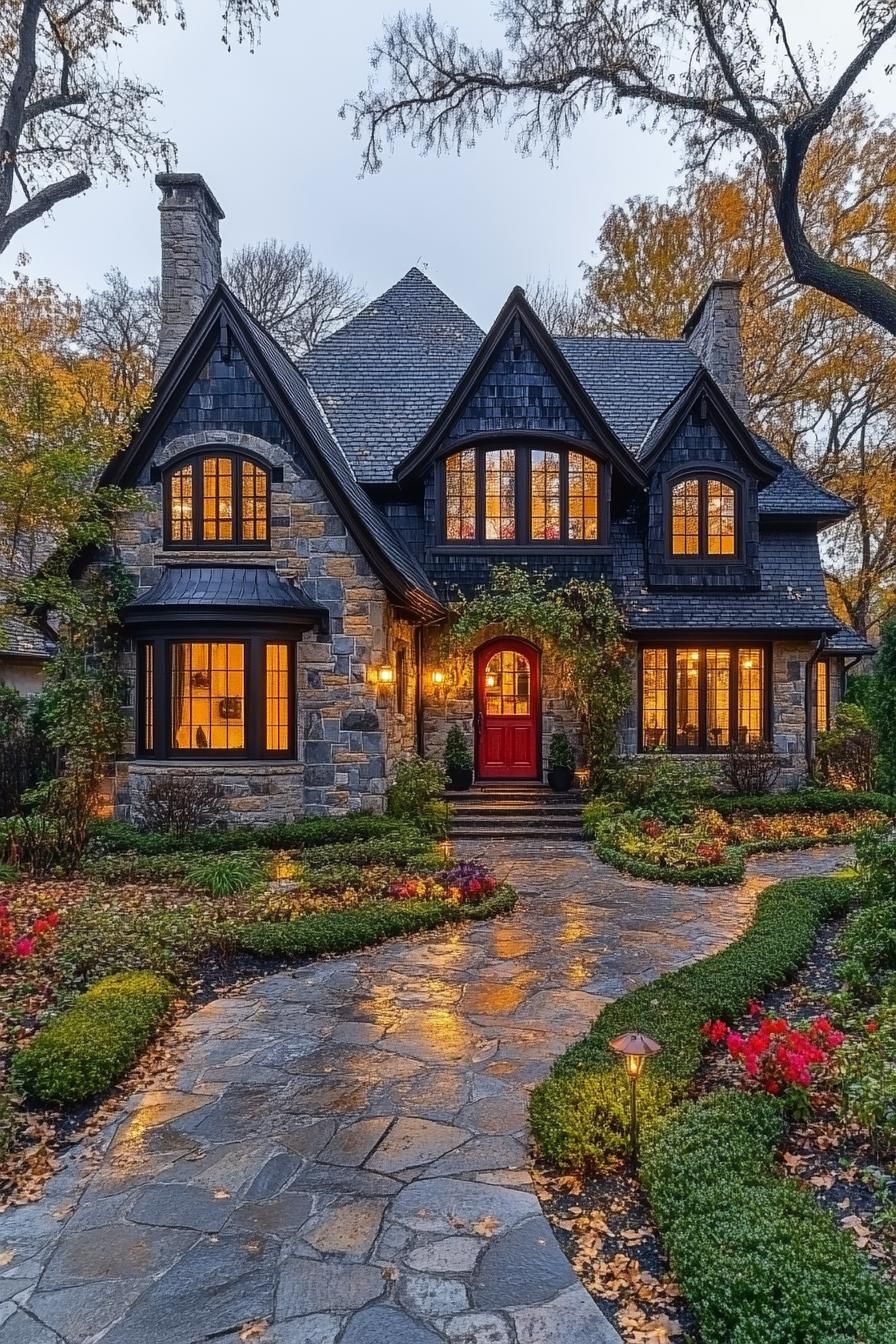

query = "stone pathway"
[{"left": 0, "top": 842, "right": 850, "bottom": 1344}]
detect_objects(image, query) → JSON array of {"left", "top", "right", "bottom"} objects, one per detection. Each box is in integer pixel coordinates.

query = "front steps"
[{"left": 446, "top": 781, "right": 585, "bottom": 841}]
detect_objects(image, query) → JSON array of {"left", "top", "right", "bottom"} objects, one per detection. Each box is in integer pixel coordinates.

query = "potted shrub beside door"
[
  {"left": 445, "top": 725, "right": 474, "bottom": 791},
  {"left": 547, "top": 731, "right": 576, "bottom": 792}
]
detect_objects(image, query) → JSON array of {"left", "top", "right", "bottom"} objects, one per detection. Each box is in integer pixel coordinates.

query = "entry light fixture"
[
  {"left": 608, "top": 1031, "right": 662, "bottom": 1165},
  {"left": 431, "top": 669, "right": 445, "bottom": 685},
  {"left": 376, "top": 665, "right": 394, "bottom": 684}
]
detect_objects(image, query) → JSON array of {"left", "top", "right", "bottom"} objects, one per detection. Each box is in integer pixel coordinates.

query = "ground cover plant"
[
  {"left": 584, "top": 779, "right": 893, "bottom": 884},
  {"left": 0, "top": 815, "right": 514, "bottom": 1194}
]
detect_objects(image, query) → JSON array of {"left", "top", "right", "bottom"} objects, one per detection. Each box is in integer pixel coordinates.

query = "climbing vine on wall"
[{"left": 447, "top": 565, "right": 631, "bottom": 791}]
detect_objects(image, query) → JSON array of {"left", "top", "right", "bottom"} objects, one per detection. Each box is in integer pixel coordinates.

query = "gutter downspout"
[{"left": 805, "top": 635, "right": 829, "bottom": 776}]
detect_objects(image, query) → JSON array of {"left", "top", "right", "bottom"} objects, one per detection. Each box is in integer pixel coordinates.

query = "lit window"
[
  {"left": 445, "top": 449, "right": 477, "bottom": 541},
  {"left": 816, "top": 660, "right": 829, "bottom": 734},
  {"left": 142, "top": 643, "right": 154, "bottom": 752},
  {"left": 641, "top": 648, "right": 668, "bottom": 750},
  {"left": 641, "top": 645, "right": 766, "bottom": 751},
  {"left": 165, "top": 453, "right": 270, "bottom": 548},
  {"left": 485, "top": 449, "right": 516, "bottom": 541},
  {"left": 671, "top": 476, "right": 737, "bottom": 558},
  {"left": 530, "top": 449, "right": 561, "bottom": 541},
  {"left": 484, "top": 649, "right": 530, "bottom": 716},
  {"left": 265, "top": 643, "right": 290, "bottom": 751},
  {"left": 171, "top": 642, "right": 245, "bottom": 751},
  {"left": 568, "top": 452, "right": 599, "bottom": 541},
  {"left": 169, "top": 465, "right": 193, "bottom": 543}
]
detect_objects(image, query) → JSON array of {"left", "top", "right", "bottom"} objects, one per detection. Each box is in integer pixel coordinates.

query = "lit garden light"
[{"left": 608, "top": 1031, "right": 662, "bottom": 1166}]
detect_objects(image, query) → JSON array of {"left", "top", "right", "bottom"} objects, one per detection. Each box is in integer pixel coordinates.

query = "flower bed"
[
  {"left": 0, "top": 830, "right": 514, "bottom": 1189},
  {"left": 584, "top": 794, "right": 889, "bottom": 885}
]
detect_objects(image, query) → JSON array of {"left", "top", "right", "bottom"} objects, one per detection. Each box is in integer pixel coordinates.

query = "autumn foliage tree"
[{"left": 534, "top": 104, "right": 896, "bottom": 639}]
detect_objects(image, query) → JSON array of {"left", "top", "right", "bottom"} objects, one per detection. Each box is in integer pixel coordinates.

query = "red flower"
[
  {"left": 32, "top": 917, "right": 49, "bottom": 935},
  {"left": 748, "top": 999, "right": 762, "bottom": 1016},
  {"left": 465, "top": 878, "right": 482, "bottom": 897},
  {"left": 701, "top": 1019, "right": 729, "bottom": 1045},
  {"left": 45, "top": 912, "right": 60, "bottom": 928},
  {"left": 13, "top": 937, "right": 33, "bottom": 958},
  {"left": 866, "top": 1020, "right": 879, "bottom": 1034}
]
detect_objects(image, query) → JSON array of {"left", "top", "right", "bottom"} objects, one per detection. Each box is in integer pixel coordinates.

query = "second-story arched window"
[
  {"left": 164, "top": 451, "right": 271, "bottom": 548},
  {"left": 443, "top": 443, "right": 602, "bottom": 544},
  {"left": 670, "top": 475, "right": 738, "bottom": 558}
]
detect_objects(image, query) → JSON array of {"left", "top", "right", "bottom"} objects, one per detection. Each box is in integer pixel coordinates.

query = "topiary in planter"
[
  {"left": 445, "top": 725, "right": 474, "bottom": 791},
  {"left": 547, "top": 731, "right": 575, "bottom": 792}
]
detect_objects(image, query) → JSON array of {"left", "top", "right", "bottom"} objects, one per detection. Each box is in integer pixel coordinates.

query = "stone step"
[{"left": 450, "top": 816, "right": 584, "bottom": 835}]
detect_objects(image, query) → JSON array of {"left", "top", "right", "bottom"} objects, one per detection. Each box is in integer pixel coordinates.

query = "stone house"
[{"left": 96, "top": 173, "right": 871, "bottom": 822}]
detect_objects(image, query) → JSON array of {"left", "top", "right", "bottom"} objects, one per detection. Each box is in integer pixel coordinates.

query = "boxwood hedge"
[
  {"left": 641, "top": 1090, "right": 896, "bottom": 1344},
  {"left": 88, "top": 813, "right": 416, "bottom": 857},
  {"left": 529, "top": 874, "right": 854, "bottom": 1170},
  {"left": 11, "top": 972, "right": 176, "bottom": 1107},
  {"left": 228, "top": 886, "right": 517, "bottom": 958}
]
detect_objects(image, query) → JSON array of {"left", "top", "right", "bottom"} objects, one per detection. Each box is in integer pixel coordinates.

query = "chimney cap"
[
  {"left": 155, "top": 172, "right": 225, "bottom": 221},
  {"left": 681, "top": 277, "right": 743, "bottom": 340}
]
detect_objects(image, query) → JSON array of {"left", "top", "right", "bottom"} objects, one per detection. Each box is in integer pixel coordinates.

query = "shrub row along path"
[{"left": 1, "top": 842, "right": 851, "bottom": 1344}]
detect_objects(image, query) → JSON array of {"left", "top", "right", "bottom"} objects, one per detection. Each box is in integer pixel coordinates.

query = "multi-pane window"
[
  {"left": 641, "top": 648, "right": 668, "bottom": 750},
  {"left": 485, "top": 449, "right": 517, "bottom": 541},
  {"left": 265, "top": 643, "right": 290, "bottom": 752},
  {"left": 139, "top": 636, "right": 293, "bottom": 758},
  {"left": 670, "top": 475, "right": 738, "bottom": 558},
  {"left": 443, "top": 444, "right": 601, "bottom": 543},
  {"left": 484, "top": 649, "right": 531, "bottom": 716},
  {"left": 530, "top": 449, "right": 561, "bottom": 541},
  {"left": 568, "top": 452, "right": 599, "bottom": 541},
  {"left": 164, "top": 452, "right": 270, "bottom": 547},
  {"left": 445, "top": 448, "right": 477, "bottom": 541},
  {"left": 816, "top": 659, "right": 830, "bottom": 735},
  {"left": 641, "top": 645, "right": 767, "bottom": 751}
]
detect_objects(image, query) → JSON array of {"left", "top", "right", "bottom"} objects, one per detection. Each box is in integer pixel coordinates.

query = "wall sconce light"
[
  {"left": 376, "top": 665, "right": 394, "bottom": 684},
  {"left": 608, "top": 1031, "right": 662, "bottom": 1166},
  {"left": 431, "top": 669, "right": 445, "bottom": 686}
]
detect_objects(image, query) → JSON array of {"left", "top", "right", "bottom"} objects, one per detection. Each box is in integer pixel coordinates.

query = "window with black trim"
[
  {"left": 138, "top": 635, "right": 294, "bottom": 758},
  {"left": 640, "top": 644, "right": 767, "bottom": 752},
  {"left": 669, "top": 474, "right": 738, "bottom": 558},
  {"left": 396, "top": 646, "right": 408, "bottom": 716},
  {"left": 442, "top": 443, "right": 602, "bottom": 544},
  {"left": 163, "top": 451, "right": 271, "bottom": 548},
  {"left": 816, "top": 659, "right": 830, "bottom": 734}
]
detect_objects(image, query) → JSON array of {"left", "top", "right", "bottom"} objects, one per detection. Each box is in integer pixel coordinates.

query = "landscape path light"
[{"left": 608, "top": 1031, "right": 662, "bottom": 1166}]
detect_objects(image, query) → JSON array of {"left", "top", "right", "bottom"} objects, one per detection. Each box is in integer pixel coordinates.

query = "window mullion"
[
  {"left": 560, "top": 449, "right": 570, "bottom": 543},
  {"left": 669, "top": 645, "right": 677, "bottom": 752}
]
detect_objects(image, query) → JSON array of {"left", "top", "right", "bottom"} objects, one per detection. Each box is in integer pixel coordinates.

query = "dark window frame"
[
  {"left": 816, "top": 658, "right": 831, "bottom": 735},
  {"left": 664, "top": 469, "right": 743, "bottom": 563},
  {"left": 396, "top": 646, "right": 409, "bottom": 717},
  {"left": 638, "top": 641, "right": 772, "bottom": 753},
  {"left": 162, "top": 449, "right": 272, "bottom": 550},
  {"left": 438, "top": 438, "right": 607, "bottom": 546},
  {"left": 137, "top": 631, "right": 295, "bottom": 760}
]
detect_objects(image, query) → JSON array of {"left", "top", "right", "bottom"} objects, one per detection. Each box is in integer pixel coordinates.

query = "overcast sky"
[{"left": 9, "top": 0, "right": 896, "bottom": 328}]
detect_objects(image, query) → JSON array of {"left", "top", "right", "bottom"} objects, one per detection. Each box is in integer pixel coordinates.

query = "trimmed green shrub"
[
  {"left": 229, "top": 887, "right": 516, "bottom": 959},
  {"left": 530, "top": 875, "right": 854, "bottom": 1170},
  {"left": 611, "top": 753, "right": 717, "bottom": 821},
  {"left": 641, "top": 1090, "right": 896, "bottom": 1344},
  {"left": 88, "top": 813, "right": 415, "bottom": 857},
  {"left": 386, "top": 756, "right": 451, "bottom": 836},
  {"left": 708, "top": 788, "right": 896, "bottom": 818},
  {"left": 11, "top": 972, "right": 176, "bottom": 1106},
  {"left": 817, "top": 702, "right": 876, "bottom": 791}
]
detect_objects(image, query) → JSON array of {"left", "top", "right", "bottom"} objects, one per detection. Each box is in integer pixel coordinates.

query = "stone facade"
[
  {"left": 155, "top": 174, "right": 224, "bottom": 378},
  {"left": 110, "top": 348, "right": 419, "bottom": 823},
  {"left": 683, "top": 279, "right": 750, "bottom": 421}
]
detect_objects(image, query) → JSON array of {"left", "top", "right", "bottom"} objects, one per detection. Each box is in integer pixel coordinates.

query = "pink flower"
[{"left": 13, "top": 937, "right": 33, "bottom": 958}]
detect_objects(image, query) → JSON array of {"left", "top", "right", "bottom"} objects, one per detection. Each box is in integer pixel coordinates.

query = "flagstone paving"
[{"left": 0, "top": 841, "right": 851, "bottom": 1344}]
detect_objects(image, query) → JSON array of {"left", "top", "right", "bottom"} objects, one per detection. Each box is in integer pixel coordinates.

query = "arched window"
[
  {"left": 670, "top": 475, "right": 737, "bottom": 558},
  {"left": 163, "top": 451, "right": 271, "bottom": 548},
  {"left": 442, "top": 444, "right": 601, "bottom": 544}
]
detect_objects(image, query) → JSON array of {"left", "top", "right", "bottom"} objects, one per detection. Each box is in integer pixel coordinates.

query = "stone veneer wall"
[
  {"left": 419, "top": 624, "right": 583, "bottom": 780},
  {"left": 619, "top": 639, "right": 817, "bottom": 790},
  {"left": 110, "top": 381, "right": 420, "bottom": 823}
]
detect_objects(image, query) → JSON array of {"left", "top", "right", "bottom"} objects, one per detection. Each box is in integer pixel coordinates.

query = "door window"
[{"left": 484, "top": 649, "right": 531, "bottom": 716}]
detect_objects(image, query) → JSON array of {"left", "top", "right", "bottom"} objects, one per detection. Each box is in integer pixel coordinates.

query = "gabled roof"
[
  {"left": 299, "top": 269, "right": 484, "bottom": 484},
  {"left": 99, "top": 282, "right": 445, "bottom": 620},
  {"left": 394, "top": 286, "right": 646, "bottom": 488},
  {"left": 639, "top": 368, "right": 779, "bottom": 482}
]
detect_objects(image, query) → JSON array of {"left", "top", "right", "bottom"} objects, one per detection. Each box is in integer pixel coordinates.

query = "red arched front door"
[{"left": 476, "top": 640, "right": 540, "bottom": 780}]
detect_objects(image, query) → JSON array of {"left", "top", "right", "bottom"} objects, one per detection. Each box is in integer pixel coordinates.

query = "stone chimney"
[
  {"left": 155, "top": 172, "right": 225, "bottom": 379},
  {"left": 682, "top": 279, "right": 750, "bottom": 422}
]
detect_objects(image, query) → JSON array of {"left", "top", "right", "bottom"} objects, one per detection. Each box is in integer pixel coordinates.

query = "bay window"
[
  {"left": 640, "top": 644, "right": 768, "bottom": 752},
  {"left": 138, "top": 635, "right": 294, "bottom": 759}
]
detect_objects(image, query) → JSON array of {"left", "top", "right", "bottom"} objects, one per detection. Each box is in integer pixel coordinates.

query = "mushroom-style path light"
[{"left": 608, "top": 1031, "right": 662, "bottom": 1166}]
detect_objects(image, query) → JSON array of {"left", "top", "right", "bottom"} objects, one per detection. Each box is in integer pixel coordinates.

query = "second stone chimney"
[
  {"left": 682, "top": 279, "right": 749, "bottom": 422},
  {"left": 155, "top": 172, "right": 225, "bottom": 379}
]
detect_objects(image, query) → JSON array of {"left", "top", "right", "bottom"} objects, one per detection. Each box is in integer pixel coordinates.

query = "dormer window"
[
  {"left": 443, "top": 443, "right": 602, "bottom": 544},
  {"left": 164, "top": 452, "right": 270, "bottom": 548},
  {"left": 670, "top": 474, "right": 737, "bottom": 558}
]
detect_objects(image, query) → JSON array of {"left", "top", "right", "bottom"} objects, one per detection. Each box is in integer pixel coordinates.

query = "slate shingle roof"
[
  {"left": 299, "top": 270, "right": 850, "bottom": 525},
  {"left": 613, "top": 518, "right": 840, "bottom": 633},
  {"left": 825, "top": 626, "right": 876, "bottom": 655},
  {"left": 125, "top": 565, "right": 325, "bottom": 617},
  {"left": 1, "top": 616, "right": 54, "bottom": 660},
  {"left": 299, "top": 268, "right": 484, "bottom": 483}
]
